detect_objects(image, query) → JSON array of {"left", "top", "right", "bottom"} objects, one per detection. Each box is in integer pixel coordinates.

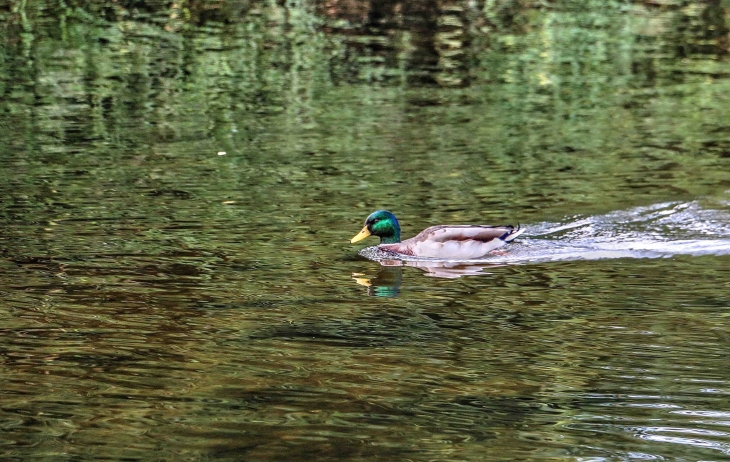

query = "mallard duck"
[{"left": 350, "top": 210, "right": 525, "bottom": 260}]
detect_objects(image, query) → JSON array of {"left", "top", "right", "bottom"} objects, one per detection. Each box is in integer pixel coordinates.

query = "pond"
[{"left": 1, "top": 0, "right": 730, "bottom": 460}]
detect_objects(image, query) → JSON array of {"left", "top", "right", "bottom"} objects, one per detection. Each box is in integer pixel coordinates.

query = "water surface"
[{"left": 1, "top": 1, "right": 730, "bottom": 460}]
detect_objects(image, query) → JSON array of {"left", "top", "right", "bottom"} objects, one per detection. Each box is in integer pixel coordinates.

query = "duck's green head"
[{"left": 350, "top": 210, "right": 401, "bottom": 244}]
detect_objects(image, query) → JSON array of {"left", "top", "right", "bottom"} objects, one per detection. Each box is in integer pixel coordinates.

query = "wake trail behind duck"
[{"left": 361, "top": 199, "right": 730, "bottom": 264}]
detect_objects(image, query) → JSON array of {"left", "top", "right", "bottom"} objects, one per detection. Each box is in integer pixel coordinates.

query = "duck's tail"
[{"left": 504, "top": 224, "right": 525, "bottom": 243}]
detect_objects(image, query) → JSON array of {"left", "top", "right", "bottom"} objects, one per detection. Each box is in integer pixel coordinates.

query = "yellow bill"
[{"left": 350, "top": 226, "right": 371, "bottom": 243}]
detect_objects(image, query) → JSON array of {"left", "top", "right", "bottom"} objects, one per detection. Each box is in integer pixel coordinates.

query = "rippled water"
[{"left": 2, "top": 1, "right": 730, "bottom": 460}]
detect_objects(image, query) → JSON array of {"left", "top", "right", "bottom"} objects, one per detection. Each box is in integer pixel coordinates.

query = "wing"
[
  {"left": 381, "top": 224, "right": 524, "bottom": 259},
  {"left": 411, "top": 225, "right": 516, "bottom": 244}
]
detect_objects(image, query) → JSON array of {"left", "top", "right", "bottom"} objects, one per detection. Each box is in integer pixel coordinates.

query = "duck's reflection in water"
[
  {"left": 405, "top": 260, "right": 503, "bottom": 278},
  {"left": 352, "top": 264, "right": 402, "bottom": 297},
  {"left": 353, "top": 259, "right": 504, "bottom": 296}
]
